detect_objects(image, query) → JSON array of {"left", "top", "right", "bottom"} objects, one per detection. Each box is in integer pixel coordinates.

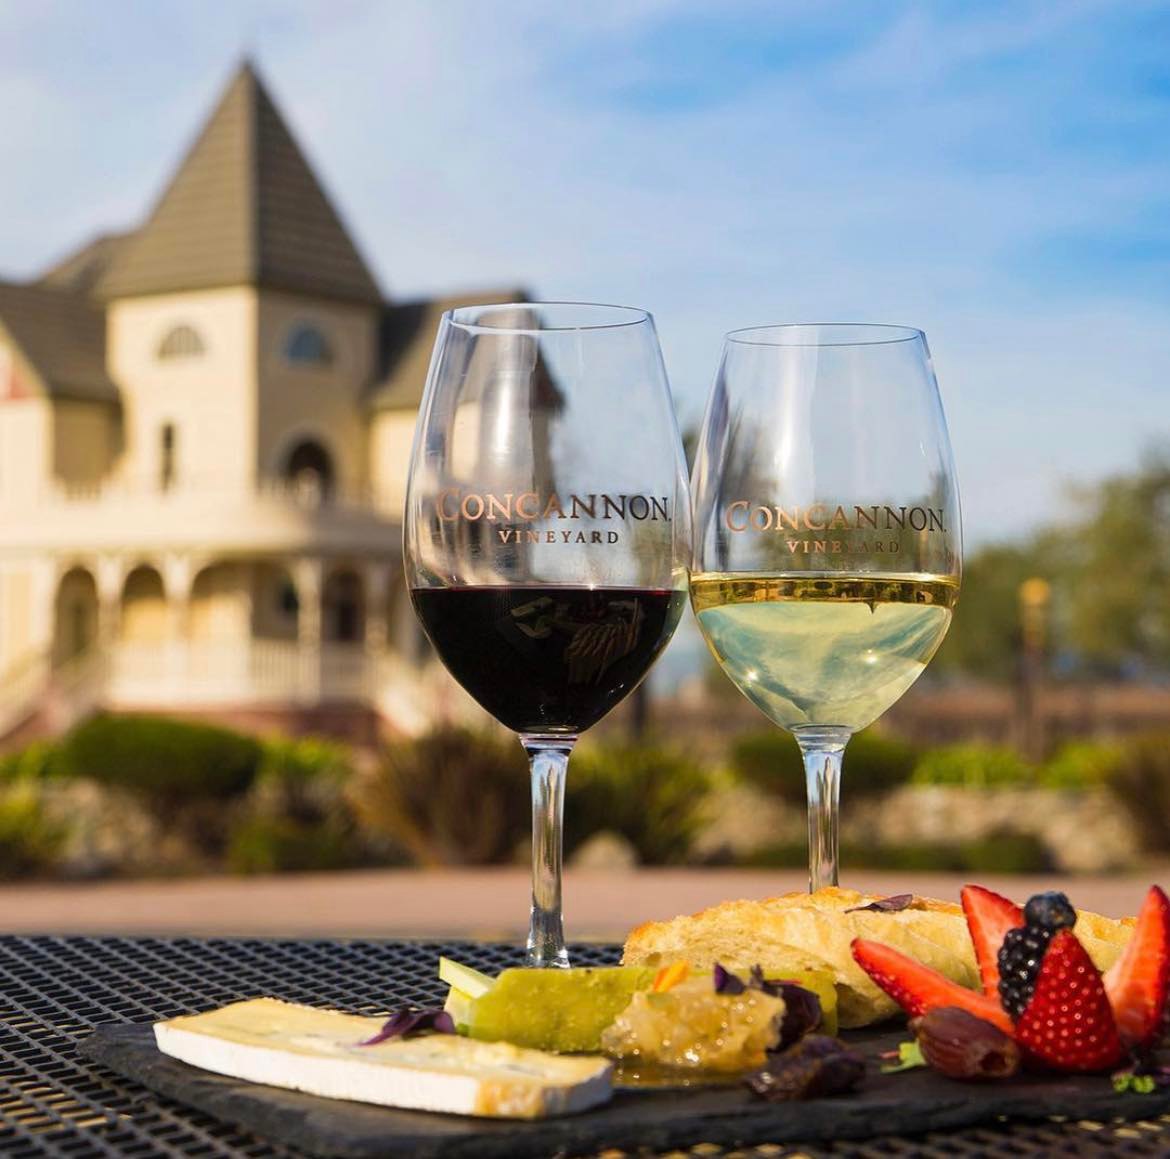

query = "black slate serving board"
[{"left": 81, "top": 1023, "right": 1170, "bottom": 1159}]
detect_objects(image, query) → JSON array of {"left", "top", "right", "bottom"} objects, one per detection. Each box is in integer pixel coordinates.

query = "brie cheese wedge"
[{"left": 153, "top": 998, "right": 613, "bottom": 1119}]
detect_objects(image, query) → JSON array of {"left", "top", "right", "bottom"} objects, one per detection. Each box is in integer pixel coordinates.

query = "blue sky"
[{"left": 0, "top": 0, "right": 1167, "bottom": 544}]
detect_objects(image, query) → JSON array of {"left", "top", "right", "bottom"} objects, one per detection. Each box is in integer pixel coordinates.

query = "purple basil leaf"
[
  {"left": 713, "top": 963, "right": 748, "bottom": 994},
  {"left": 845, "top": 893, "right": 914, "bottom": 914},
  {"left": 358, "top": 1008, "right": 455, "bottom": 1046},
  {"left": 772, "top": 983, "right": 823, "bottom": 1049}
]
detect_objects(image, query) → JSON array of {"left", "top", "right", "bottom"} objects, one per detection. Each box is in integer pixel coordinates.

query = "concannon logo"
[
  {"left": 723, "top": 502, "right": 947, "bottom": 556},
  {"left": 438, "top": 490, "right": 671, "bottom": 546},
  {"left": 724, "top": 503, "right": 946, "bottom": 534}
]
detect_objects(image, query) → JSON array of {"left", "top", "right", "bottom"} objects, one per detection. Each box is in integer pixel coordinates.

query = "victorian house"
[{"left": 0, "top": 61, "right": 518, "bottom": 743}]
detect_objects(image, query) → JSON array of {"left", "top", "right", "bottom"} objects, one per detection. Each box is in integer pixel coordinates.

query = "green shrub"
[
  {"left": 0, "top": 784, "right": 65, "bottom": 877},
  {"left": 226, "top": 736, "right": 363, "bottom": 874},
  {"left": 252, "top": 736, "right": 354, "bottom": 824},
  {"left": 60, "top": 715, "right": 262, "bottom": 805},
  {"left": 226, "top": 817, "right": 356, "bottom": 875},
  {"left": 1040, "top": 741, "right": 1124, "bottom": 790},
  {"left": 353, "top": 728, "right": 529, "bottom": 866},
  {"left": 729, "top": 730, "right": 805, "bottom": 804},
  {"left": 730, "top": 728, "right": 918, "bottom": 805},
  {"left": 960, "top": 831, "right": 1053, "bottom": 874},
  {"left": 911, "top": 743, "right": 1033, "bottom": 788},
  {"left": 744, "top": 830, "right": 1051, "bottom": 874},
  {"left": 1106, "top": 734, "right": 1170, "bottom": 853},
  {"left": 58, "top": 715, "right": 263, "bottom": 856},
  {"left": 0, "top": 741, "right": 64, "bottom": 784},
  {"left": 564, "top": 741, "right": 711, "bottom": 864}
]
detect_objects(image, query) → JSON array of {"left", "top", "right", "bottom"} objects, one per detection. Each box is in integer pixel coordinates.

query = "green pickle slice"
[
  {"left": 465, "top": 966, "right": 657, "bottom": 1052},
  {"left": 438, "top": 957, "right": 494, "bottom": 998}
]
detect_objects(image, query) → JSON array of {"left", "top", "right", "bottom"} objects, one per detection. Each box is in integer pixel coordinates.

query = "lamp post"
[{"left": 1017, "top": 577, "right": 1051, "bottom": 764}]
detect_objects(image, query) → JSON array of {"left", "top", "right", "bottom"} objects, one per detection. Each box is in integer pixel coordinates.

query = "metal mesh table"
[{"left": 2, "top": 934, "right": 1170, "bottom": 1158}]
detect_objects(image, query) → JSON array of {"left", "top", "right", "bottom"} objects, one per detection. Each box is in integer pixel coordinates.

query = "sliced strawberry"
[
  {"left": 1014, "top": 929, "right": 1123, "bottom": 1072},
  {"left": 1104, "top": 884, "right": 1170, "bottom": 1051},
  {"left": 961, "top": 884, "right": 1023, "bottom": 998},
  {"left": 851, "top": 938, "right": 1014, "bottom": 1034}
]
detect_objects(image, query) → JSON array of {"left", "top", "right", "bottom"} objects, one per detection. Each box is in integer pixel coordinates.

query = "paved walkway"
[{"left": 0, "top": 868, "right": 1163, "bottom": 941}]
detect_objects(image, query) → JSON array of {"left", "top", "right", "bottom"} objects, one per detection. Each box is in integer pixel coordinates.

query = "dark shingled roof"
[
  {"left": 370, "top": 290, "right": 530, "bottom": 412},
  {"left": 38, "top": 233, "right": 132, "bottom": 296},
  {"left": 0, "top": 281, "right": 117, "bottom": 403},
  {"left": 95, "top": 61, "right": 380, "bottom": 305}
]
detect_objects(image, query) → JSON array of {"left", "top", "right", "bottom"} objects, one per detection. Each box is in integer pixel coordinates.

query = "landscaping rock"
[{"left": 568, "top": 830, "right": 639, "bottom": 871}]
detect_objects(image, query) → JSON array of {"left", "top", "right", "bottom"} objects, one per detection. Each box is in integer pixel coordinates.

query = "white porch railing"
[
  {"left": 106, "top": 640, "right": 437, "bottom": 731},
  {"left": 0, "top": 640, "right": 443, "bottom": 740}
]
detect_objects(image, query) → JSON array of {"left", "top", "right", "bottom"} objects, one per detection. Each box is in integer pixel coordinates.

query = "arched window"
[
  {"left": 283, "top": 438, "right": 335, "bottom": 505},
  {"left": 157, "top": 324, "right": 205, "bottom": 359},
  {"left": 285, "top": 323, "right": 334, "bottom": 367}
]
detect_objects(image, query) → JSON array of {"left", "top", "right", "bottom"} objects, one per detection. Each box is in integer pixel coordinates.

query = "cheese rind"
[{"left": 153, "top": 997, "right": 613, "bottom": 1119}]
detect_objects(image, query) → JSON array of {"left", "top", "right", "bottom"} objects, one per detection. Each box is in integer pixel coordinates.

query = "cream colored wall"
[
  {"left": 0, "top": 398, "right": 51, "bottom": 505},
  {"left": 1, "top": 566, "right": 36, "bottom": 668},
  {"left": 107, "top": 288, "right": 258, "bottom": 494},
  {"left": 368, "top": 411, "right": 416, "bottom": 516},
  {"left": 51, "top": 401, "right": 118, "bottom": 488},
  {"left": 255, "top": 294, "right": 376, "bottom": 494}
]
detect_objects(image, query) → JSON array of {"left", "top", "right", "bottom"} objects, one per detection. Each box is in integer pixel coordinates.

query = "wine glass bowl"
[
  {"left": 690, "top": 323, "right": 961, "bottom": 891},
  {"left": 405, "top": 302, "right": 690, "bottom": 965}
]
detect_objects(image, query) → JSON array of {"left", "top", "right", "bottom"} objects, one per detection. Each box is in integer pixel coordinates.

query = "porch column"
[
  {"left": 162, "top": 554, "right": 194, "bottom": 698},
  {"left": 29, "top": 557, "right": 56, "bottom": 657},
  {"left": 364, "top": 563, "right": 391, "bottom": 652},
  {"left": 162, "top": 554, "right": 194, "bottom": 640},
  {"left": 95, "top": 555, "right": 126, "bottom": 645},
  {"left": 293, "top": 557, "right": 323, "bottom": 648},
  {"left": 293, "top": 557, "right": 323, "bottom": 703}
]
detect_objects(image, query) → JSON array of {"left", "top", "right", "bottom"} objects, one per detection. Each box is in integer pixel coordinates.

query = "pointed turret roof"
[{"left": 96, "top": 61, "right": 380, "bottom": 304}]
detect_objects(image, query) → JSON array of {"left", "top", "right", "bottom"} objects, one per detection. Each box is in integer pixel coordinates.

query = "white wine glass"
[
  {"left": 404, "top": 302, "right": 691, "bottom": 966},
  {"left": 690, "top": 324, "right": 961, "bottom": 891}
]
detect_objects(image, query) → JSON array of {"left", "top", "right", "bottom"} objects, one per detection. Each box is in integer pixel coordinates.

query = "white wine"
[{"left": 691, "top": 574, "right": 958, "bottom": 732}]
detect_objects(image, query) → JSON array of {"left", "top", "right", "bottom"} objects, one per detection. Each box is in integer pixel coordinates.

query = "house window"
[
  {"left": 285, "top": 324, "right": 334, "bottom": 367},
  {"left": 158, "top": 324, "right": 205, "bottom": 359},
  {"left": 160, "top": 423, "right": 177, "bottom": 491},
  {"left": 284, "top": 439, "right": 335, "bottom": 505}
]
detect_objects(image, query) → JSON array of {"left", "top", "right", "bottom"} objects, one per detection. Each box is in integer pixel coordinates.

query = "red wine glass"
[{"left": 404, "top": 302, "right": 691, "bottom": 966}]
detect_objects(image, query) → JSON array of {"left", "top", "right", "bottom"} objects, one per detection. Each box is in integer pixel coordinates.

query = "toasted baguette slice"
[{"left": 623, "top": 887, "right": 1135, "bottom": 1028}]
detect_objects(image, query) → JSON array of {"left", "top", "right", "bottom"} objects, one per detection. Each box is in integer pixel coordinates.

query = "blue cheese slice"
[{"left": 153, "top": 997, "right": 613, "bottom": 1119}]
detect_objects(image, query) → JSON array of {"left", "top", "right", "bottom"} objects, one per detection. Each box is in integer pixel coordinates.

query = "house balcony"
[{"left": 0, "top": 475, "right": 404, "bottom": 558}]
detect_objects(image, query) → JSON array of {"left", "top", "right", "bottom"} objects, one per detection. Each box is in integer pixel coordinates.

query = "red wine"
[{"left": 411, "top": 585, "right": 686, "bottom": 734}]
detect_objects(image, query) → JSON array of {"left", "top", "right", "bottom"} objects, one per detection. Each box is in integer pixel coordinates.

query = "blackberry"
[
  {"left": 997, "top": 891, "right": 1079, "bottom": 1019},
  {"left": 998, "top": 926, "right": 1052, "bottom": 1019},
  {"left": 1024, "top": 891, "right": 1077, "bottom": 932}
]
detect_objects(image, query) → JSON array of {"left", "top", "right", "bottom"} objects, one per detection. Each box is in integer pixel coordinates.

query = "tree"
[
  {"left": 935, "top": 449, "right": 1170, "bottom": 682},
  {"left": 1059, "top": 451, "right": 1170, "bottom": 672}
]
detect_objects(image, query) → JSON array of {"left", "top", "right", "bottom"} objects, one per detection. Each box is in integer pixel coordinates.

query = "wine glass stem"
[
  {"left": 795, "top": 728, "right": 850, "bottom": 893},
  {"left": 522, "top": 734, "right": 575, "bottom": 968}
]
